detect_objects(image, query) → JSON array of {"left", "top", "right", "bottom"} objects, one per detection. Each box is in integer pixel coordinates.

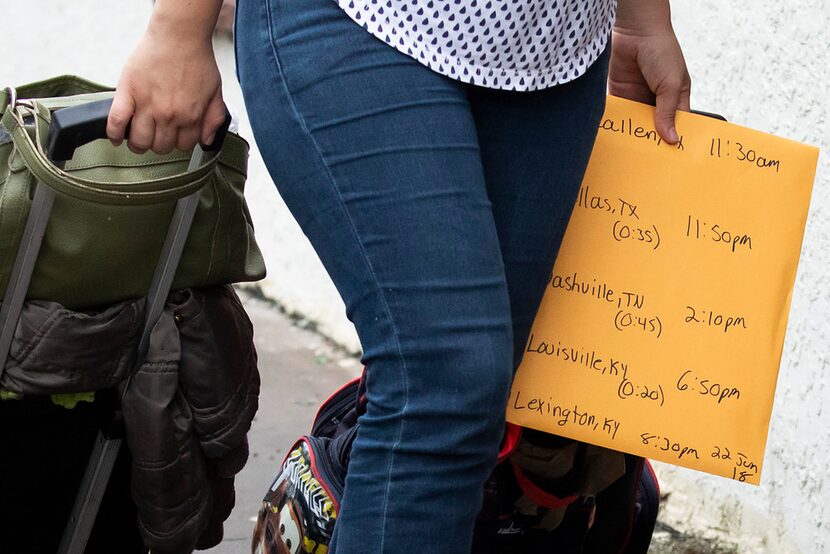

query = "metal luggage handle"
[
  {"left": 1, "top": 99, "right": 231, "bottom": 205},
  {"left": 47, "top": 97, "right": 231, "bottom": 161}
]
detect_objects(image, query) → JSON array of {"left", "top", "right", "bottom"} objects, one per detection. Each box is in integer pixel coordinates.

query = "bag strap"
[
  {"left": 509, "top": 459, "right": 580, "bottom": 510},
  {"left": 2, "top": 75, "right": 114, "bottom": 116},
  {"left": 2, "top": 100, "right": 219, "bottom": 205},
  {"left": 0, "top": 89, "right": 12, "bottom": 115}
]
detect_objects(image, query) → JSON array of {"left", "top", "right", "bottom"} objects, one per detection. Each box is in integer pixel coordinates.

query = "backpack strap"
[
  {"left": 497, "top": 423, "right": 522, "bottom": 463},
  {"left": 510, "top": 459, "right": 579, "bottom": 509}
]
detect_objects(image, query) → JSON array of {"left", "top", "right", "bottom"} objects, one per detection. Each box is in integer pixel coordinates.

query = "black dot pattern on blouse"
[{"left": 336, "top": 0, "right": 616, "bottom": 91}]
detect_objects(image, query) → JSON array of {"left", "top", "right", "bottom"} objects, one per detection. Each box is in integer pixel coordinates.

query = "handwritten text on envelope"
[{"left": 506, "top": 96, "right": 819, "bottom": 484}]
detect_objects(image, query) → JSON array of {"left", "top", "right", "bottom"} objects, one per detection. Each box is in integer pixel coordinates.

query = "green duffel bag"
[{"left": 0, "top": 76, "right": 266, "bottom": 309}]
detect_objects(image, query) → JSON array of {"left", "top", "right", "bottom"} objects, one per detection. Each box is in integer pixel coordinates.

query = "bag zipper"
[
  {"left": 308, "top": 436, "right": 346, "bottom": 500},
  {"left": 311, "top": 378, "right": 360, "bottom": 437}
]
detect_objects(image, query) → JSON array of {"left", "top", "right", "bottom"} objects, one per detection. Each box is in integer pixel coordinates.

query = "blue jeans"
[{"left": 235, "top": 1, "right": 609, "bottom": 551}]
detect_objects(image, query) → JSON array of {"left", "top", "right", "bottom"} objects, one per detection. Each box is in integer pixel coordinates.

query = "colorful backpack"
[{"left": 252, "top": 371, "right": 659, "bottom": 554}]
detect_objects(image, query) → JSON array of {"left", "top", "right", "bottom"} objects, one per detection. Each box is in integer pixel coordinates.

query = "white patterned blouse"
[{"left": 337, "top": 0, "right": 617, "bottom": 91}]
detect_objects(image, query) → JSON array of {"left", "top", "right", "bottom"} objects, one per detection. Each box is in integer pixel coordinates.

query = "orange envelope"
[{"left": 507, "top": 96, "right": 819, "bottom": 485}]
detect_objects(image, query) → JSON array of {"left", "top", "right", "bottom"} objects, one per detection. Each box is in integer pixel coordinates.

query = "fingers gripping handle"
[{"left": 45, "top": 98, "right": 232, "bottom": 162}]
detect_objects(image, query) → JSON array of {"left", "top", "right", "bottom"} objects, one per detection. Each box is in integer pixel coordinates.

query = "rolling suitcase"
[{"left": 0, "top": 91, "right": 230, "bottom": 554}]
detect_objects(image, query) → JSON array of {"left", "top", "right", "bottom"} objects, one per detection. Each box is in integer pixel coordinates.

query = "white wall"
[
  {"left": 5, "top": 1, "right": 829, "bottom": 551},
  {"left": 652, "top": 2, "right": 830, "bottom": 552}
]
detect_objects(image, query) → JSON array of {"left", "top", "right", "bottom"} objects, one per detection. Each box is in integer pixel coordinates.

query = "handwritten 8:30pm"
[{"left": 640, "top": 433, "right": 759, "bottom": 482}]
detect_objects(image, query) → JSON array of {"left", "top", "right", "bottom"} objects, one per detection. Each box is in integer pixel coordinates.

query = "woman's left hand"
[{"left": 609, "top": 0, "right": 691, "bottom": 144}]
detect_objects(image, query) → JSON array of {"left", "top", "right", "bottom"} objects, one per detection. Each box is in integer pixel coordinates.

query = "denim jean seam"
[{"left": 262, "top": 2, "right": 410, "bottom": 550}]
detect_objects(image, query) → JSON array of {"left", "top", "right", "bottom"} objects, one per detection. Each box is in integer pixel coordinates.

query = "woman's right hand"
[{"left": 107, "top": 4, "right": 227, "bottom": 155}]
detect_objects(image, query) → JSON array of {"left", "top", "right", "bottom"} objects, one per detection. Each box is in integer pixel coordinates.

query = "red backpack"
[{"left": 252, "top": 371, "right": 659, "bottom": 554}]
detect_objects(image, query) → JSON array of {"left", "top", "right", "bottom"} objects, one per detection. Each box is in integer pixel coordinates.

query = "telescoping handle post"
[
  {"left": 56, "top": 99, "right": 230, "bottom": 554},
  {"left": 0, "top": 96, "right": 229, "bottom": 554}
]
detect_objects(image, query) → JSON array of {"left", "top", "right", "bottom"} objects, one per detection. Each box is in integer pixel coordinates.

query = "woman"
[{"left": 110, "top": 0, "right": 690, "bottom": 552}]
